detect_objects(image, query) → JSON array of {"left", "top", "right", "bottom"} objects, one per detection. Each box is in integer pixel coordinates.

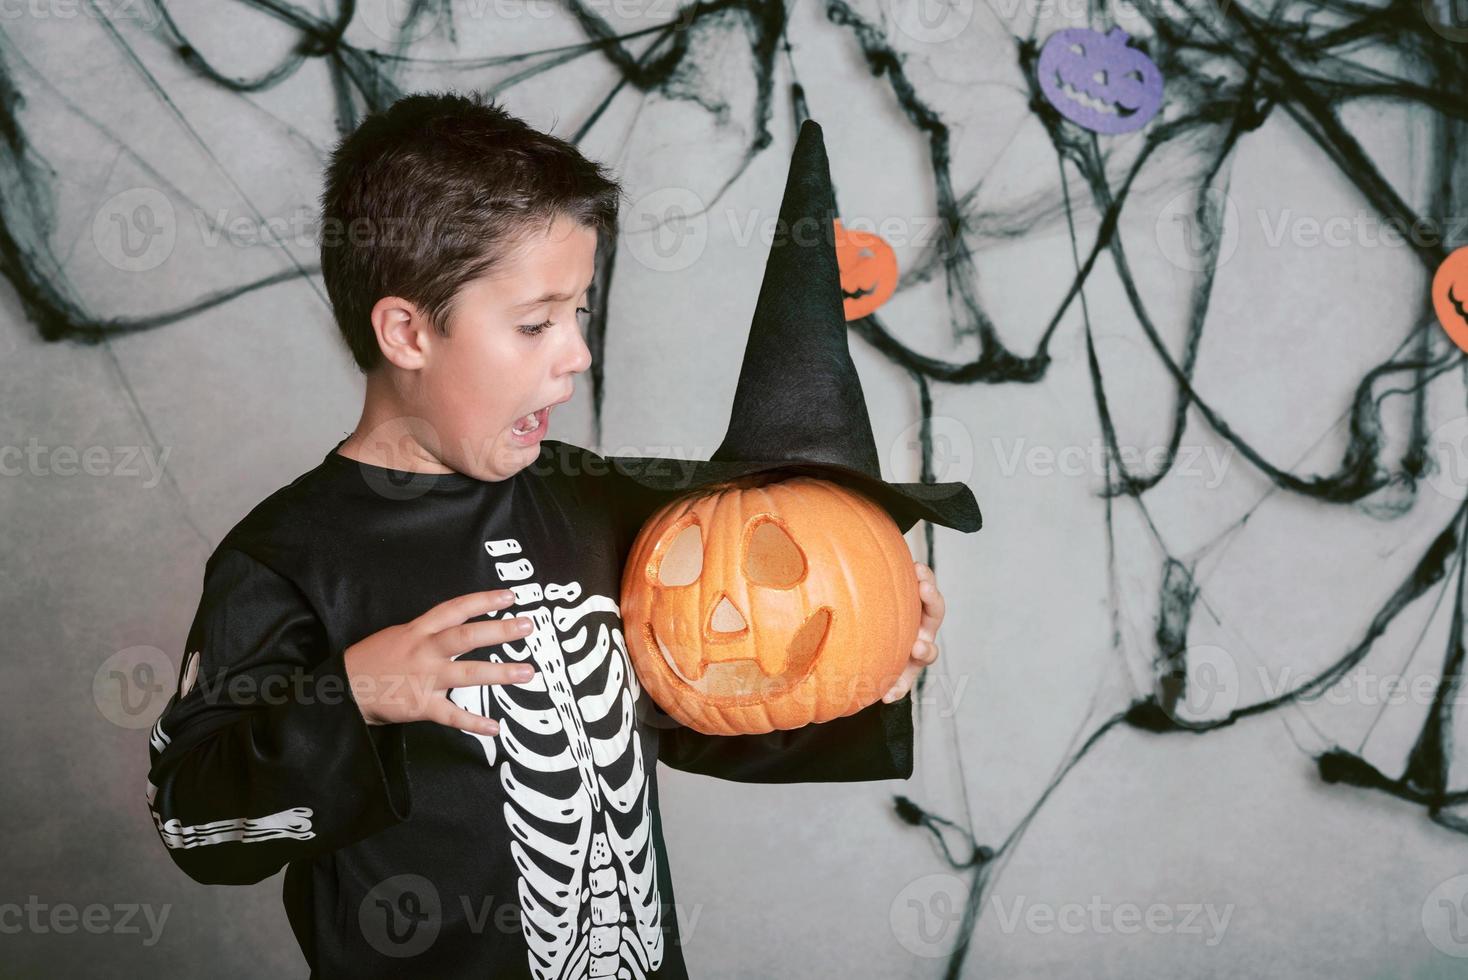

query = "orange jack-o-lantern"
[
  {"left": 621, "top": 474, "right": 921, "bottom": 735},
  {"left": 834, "top": 219, "right": 898, "bottom": 321}
]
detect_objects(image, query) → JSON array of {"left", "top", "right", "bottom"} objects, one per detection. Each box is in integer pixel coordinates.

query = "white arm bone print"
[
  {"left": 448, "top": 536, "right": 665, "bottom": 980},
  {"left": 146, "top": 780, "right": 315, "bottom": 849}
]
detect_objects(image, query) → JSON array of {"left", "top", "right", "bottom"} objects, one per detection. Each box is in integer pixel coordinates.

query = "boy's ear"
[{"left": 370, "top": 295, "right": 435, "bottom": 370}]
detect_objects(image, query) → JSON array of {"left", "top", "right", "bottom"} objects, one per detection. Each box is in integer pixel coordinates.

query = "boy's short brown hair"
[{"left": 319, "top": 90, "right": 622, "bottom": 372}]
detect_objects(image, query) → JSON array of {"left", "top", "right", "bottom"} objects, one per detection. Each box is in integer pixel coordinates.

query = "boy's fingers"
[
  {"left": 435, "top": 616, "right": 535, "bottom": 657},
  {"left": 883, "top": 672, "right": 913, "bottom": 703},
  {"left": 429, "top": 697, "right": 500, "bottom": 736},
  {"left": 919, "top": 582, "right": 945, "bottom": 627},
  {"left": 445, "top": 659, "right": 538, "bottom": 689},
  {"left": 418, "top": 589, "right": 516, "bottom": 633}
]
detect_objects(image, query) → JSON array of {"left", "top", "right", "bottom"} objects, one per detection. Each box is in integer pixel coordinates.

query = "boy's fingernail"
[
  {"left": 516, "top": 618, "right": 534, "bottom": 633},
  {"left": 515, "top": 665, "right": 535, "bottom": 679}
]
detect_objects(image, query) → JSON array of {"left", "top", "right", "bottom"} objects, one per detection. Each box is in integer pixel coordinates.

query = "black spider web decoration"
[{"left": 4, "top": 1, "right": 1467, "bottom": 975}]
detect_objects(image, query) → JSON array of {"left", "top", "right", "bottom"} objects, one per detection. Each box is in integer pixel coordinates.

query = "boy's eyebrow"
[{"left": 508, "top": 277, "right": 597, "bottom": 312}]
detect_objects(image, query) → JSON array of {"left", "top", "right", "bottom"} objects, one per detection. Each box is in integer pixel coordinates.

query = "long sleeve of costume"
[
  {"left": 145, "top": 548, "right": 412, "bottom": 886},
  {"left": 600, "top": 459, "right": 917, "bottom": 783},
  {"left": 653, "top": 692, "right": 914, "bottom": 782}
]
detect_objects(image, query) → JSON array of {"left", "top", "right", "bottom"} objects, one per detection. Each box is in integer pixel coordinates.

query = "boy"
[{"left": 145, "top": 91, "right": 945, "bottom": 979}]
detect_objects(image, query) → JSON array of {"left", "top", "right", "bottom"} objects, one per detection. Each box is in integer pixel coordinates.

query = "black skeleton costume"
[{"left": 145, "top": 438, "right": 914, "bottom": 979}]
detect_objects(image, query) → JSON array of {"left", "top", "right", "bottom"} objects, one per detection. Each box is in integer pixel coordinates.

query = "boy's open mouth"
[{"left": 510, "top": 406, "right": 549, "bottom": 438}]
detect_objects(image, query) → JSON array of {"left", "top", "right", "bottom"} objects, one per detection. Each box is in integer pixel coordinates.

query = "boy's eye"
[{"left": 518, "top": 307, "right": 594, "bottom": 337}]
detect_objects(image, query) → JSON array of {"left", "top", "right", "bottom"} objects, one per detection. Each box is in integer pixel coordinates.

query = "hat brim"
[{"left": 606, "top": 456, "right": 982, "bottom": 535}]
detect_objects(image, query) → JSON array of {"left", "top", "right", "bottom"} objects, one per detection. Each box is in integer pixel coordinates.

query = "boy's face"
[{"left": 395, "top": 214, "right": 597, "bottom": 482}]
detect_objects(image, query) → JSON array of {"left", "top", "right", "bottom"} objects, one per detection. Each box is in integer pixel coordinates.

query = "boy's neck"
[{"left": 335, "top": 370, "right": 454, "bottom": 474}]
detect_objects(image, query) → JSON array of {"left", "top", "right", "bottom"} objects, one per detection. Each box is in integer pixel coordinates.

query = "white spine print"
[{"left": 449, "top": 536, "right": 664, "bottom": 980}]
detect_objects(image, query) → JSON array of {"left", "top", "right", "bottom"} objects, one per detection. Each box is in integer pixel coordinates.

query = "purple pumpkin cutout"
[{"left": 1037, "top": 27, "right": 1164, "bottom": 135}]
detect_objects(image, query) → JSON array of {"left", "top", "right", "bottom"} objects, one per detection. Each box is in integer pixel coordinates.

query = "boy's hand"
[
  {"left": 882, "top": 561, "right": 945, "bottom": 704},
  {"left": 343, "top": 589, "right": 537, "bottom": 735}
]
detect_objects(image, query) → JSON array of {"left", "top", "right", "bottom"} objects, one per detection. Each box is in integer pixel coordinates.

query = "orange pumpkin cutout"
[
  {"left": 834, "top": 218, "right": 898, "bottom": 321},
  {"left": 621, "top": 474, "right": 921, "bottom": 735},
  {"left": 1432, "top": 246, "right": 1468, "bottom": 355}
]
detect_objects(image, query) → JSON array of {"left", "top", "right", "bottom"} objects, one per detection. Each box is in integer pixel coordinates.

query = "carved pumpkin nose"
[{"left": 707, "top": 594, "right": 747, "bottom": 634}]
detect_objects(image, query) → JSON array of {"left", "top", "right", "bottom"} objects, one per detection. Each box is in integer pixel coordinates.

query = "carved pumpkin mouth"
[
  {"left": 645, "top": 607, "right": 831, "bottom": 702},
  {"left": 842, "top": 282, "right": 878, "bottom": 301}
]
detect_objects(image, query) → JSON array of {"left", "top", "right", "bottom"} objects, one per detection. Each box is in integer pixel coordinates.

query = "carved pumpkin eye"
[
  {"left": 742, "top": 517, "right": 805, "bottom": 589},
  {"left": 653, "top": 519, "right": 702, "bottom": 587}
]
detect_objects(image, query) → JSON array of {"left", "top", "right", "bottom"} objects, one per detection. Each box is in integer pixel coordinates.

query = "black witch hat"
[{"left": 608, "top": 119, "right": 982, "bottom": 536}]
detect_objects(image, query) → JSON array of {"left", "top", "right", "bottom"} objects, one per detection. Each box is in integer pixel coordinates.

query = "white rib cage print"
[{"left": 449, "top": 536, "right": 664, "bottom": 980}]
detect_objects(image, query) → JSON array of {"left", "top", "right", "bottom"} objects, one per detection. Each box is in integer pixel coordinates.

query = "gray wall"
[{"left": 4, "top": 1, "right": 1468, "bottom": 977}]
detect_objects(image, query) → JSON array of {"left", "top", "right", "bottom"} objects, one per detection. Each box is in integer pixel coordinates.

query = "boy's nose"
[{"left": 561, "top": 324, "right": 593, "bottom": 375}]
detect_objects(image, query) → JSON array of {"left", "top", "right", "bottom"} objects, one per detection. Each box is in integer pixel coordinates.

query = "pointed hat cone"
[
  {"left": 609, "top": 118, "right": 982, "bottom": 535},
  {"left": 709, "top": 119, "right": 881, "bottom": 477}
]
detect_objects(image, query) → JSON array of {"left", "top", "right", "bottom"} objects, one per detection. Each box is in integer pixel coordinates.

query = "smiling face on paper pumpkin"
[
  {"left": 1037, "top": 26, "right": 1164, "bottom": 135},
  {"left": 834, "top": 219, "right": 898, "bottom": 320},
  {"left": 1433, "top": 246, "right": 1468, "bottom": 354},
  {"left": 620, "top": 475, "right": 921, "bottom": 735}
]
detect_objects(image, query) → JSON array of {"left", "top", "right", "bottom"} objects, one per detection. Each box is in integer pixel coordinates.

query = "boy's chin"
[{"left": 449, "top": 436, "right": 541, "bottom": 482}]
